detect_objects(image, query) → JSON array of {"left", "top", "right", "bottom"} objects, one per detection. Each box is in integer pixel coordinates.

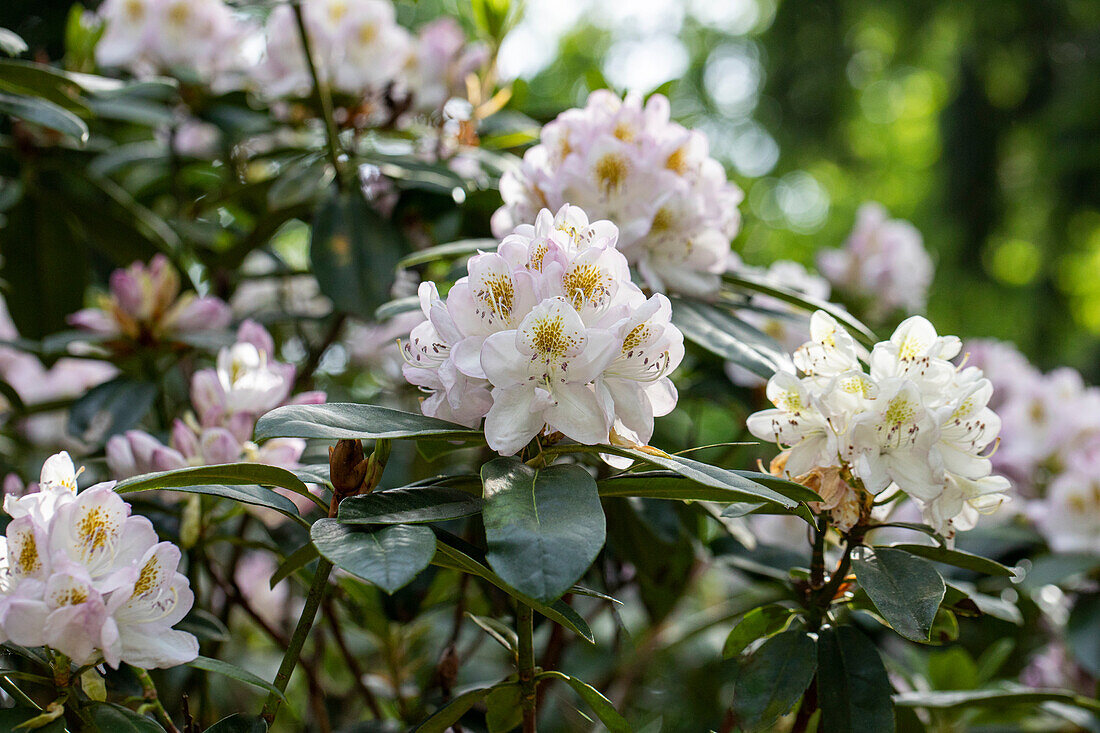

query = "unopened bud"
[{"left": 329, "top": 439, "right": 370, "bottom": 498}]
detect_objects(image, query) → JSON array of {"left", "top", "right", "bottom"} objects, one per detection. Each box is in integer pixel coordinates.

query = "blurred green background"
[{"left": 6, "top": 0, "right": 1100, "bottom": 373}]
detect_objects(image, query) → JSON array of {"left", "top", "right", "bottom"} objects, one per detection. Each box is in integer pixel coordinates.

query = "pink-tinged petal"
[
  {"left": 2, "top": 598, "right": 50, "bottom": 646},
  {"left": 125, "top": 430, "right": 168, "bottom": 473},
  {"left": 225, "top": 412, "right": 255, "bottom": 444},
  {"left": 288, "top": 390, "right": 327, "bottom": 406},
  {"left": 200, "top": 428, "right": 242, "bottom": 465},
  {"left": 480, "top": 331, "right": 529, "bottom": 386},
  {"left": 67, "top": 308, "right": 119, "bottom": 335},
  {"left": 236, "top": 319, "right": 275, "bottom": 356},
  {"left": 256, "top": 438, "right": 305, "bottom": 469},
  {"left": 170, "top": 419, "right": 201, "bottom": 459},
  {"left": 43, "top": 598, "right": 109, "bottom": 666},
  {"left": 452, "top": 336, "right": 487, "bottom": 379},
  {"left": 545, "top": 382, "right": 610, "bottom": 446},
  {"left": 484, "top": 385, "right": 548, "bottom": 456},
  {"left": 110, "top": 268, "right": 146, "bottom": 317},
  {"left": 190, "top": 369, "right": 226, "bottom": 426},
  {"left": 167, "top": 295, "right": 232, "bottom": 334},
  {"left": 119, "top": 626, "right": 199, "bottom": 669},
  {"left": 569, "top": 328, "right": 618, "bottom": 384},
  {"left": 151, "top": 446, "right": 188, "bottom": 472}
]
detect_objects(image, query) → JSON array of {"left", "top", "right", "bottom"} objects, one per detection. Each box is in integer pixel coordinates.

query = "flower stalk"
[
  {"left": 517, "top": 602, "right": 537, "bottom": 733},
  {"left": 289, "top": 0, "right": 345, "bottom": 187}
]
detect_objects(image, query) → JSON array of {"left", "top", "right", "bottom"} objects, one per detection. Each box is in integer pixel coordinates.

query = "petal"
[
  {"left": 483, "top": 386, "right": 546, "bottom": 455},
  {"left": 545, "top": 382, "right": 610, "bottom": 445}
]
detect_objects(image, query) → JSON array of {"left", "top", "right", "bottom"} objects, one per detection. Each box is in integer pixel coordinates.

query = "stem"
[
  {"left": 260, "top": 556, "right": 334, "bottom": 725},
  {"left": 323, "top": 599, "right": 384, "bottom": 719},
  {"left": 133, "top": 667, "right": 180, "bottom": 733},
  {"left": 289, "top": 0, "right": 344, "bottom": 185},
  {"left": 517, "top": 603, "right": 537, "bottom": 733},
  {"left": 791, "top": 675, "right": 818, "bottom": 733}
]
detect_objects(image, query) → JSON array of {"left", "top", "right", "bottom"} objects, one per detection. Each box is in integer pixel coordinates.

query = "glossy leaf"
[
  {"left": 311, "top": 519, "right": 436, "bottom": 594},
  {"left": 188, "top": 655, "right": 287, "bottom": 702},
  {"left": 894, "top": 687, "right": 1100, "bottom": 715},
  {"left": 120, "top": 483, "right": 302, "bottom": 523},
  {"left": 115, "top": 462, "right": 309, "bottom": 495},
  {"left": 338, "top": 486, "right": 483, "bottom": 524},
  {"left": 0, "top": 91, "right": 88, "bottom": 143},
  {"left": 204, "top": 714, "right": 268, "bottom": 733},
  {"left": 485, "top": 684, "right": 523, "bottom": 733},
  {"left": 89, "top": 704, "right": 165, "bottom": 732},
  {"left": 817, "top": 625, "right": 895, "bottom": 733},
  {"left": 1067, "top": 594, "right": 1100, "bottom": 677},
  {"left": 538, "top": 670, "right": 631, "bottom": 733},
  {"left": 731, "top": 628, "right": 817, "bottom": 732},
  {"left": 722, "top": 604, "right": 794, "bottom": 659},
  {"left": 432, "top": 533, "right": 594, "bottom": 642},
  {"left": 270, "top": 542, "right": 319, "bottom": 588},
  {"left": 67, "top": 376, "right": 157, "bottom": 447},
  {"left": 853, "top": 547, "right": 945, "bottom": 642},
  {"left": 310, "top": 189, "right": 405, "bottom": 318},
  {"left": 255, "top": 402, "right": 484, "bottom": 443},
  {"left": 398, "top": 237, "right": 497, "bottom": 268},
  {"left": 672, "top": 297, "right": 787, "bottom": 379},
  {"left": 482, "top": 457, "right": 606, "bottom": 603},
  {"left": 412, "top": 687, "right": 493, "bottom": 732},
  {"left": 887, "top": 543, "right": 1014, "bottom": 576}
]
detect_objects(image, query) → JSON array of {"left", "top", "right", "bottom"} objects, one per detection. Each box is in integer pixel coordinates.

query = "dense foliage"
[{"left": 0, "top": 1, "right": 1097, "bottom": 732}]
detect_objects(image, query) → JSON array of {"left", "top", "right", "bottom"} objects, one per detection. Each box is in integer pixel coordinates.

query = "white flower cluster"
[
  {"left": 403, "top": 204, "right": 685, "bottom": 456},
  {"left": 0, "top": 453, "right": 198, "bottom": 669},
  {"left": 747, "top": 312, "right": 1010, "bottom": 536},
  {"left": 492, "top": 91, "right": 744, "bottom": 297},
  {"left": 96, "top": 0, "right": 249, "bottom": 86},
  {"left": 967, "top": 340, "right": 1100, "bottom": 554},
  {"left": 254, "top": 0, "right": 485, "bottom": 111},
  {"left": 817, "top": 203, "right": 934, "bottom": 319}
]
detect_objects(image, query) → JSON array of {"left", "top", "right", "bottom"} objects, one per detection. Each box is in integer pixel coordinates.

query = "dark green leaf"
[
  {"left": 1019, "top": 552, "right": 1100, "bottom": 591},
  {"left": 115, "top": 462, "right": 309, "bottom": 495},
  {"left": 412, "top": 687, "right": 493, "bottom": 732},
  {"left": 894, "top": 687, "right": 1100, "bottom": 715},
  {"left": 538, "top": 671, "right": 631, "bottom": 733},
  {"left": 599, "top": 471, "right": 789, "bottom": 505},
  {"left": 817, "top": 625, "right": 895, "bottom": 733},
  {"left": 187, "top": 655, "right": 287, "bottom": 702},
  {"left": 482, "top": 457, "right": 606, "bottom": 603},
  {"left": 204, "top": 714, "right": 268, "bottom": 733},
  {"left": 271, "top": 542, "right": 319, "bottom": 588},
  {"left": 125, "top": 483, "right": 302, "bottom": 523},
  {"left": 485, "top": 684, "right": 523, "bottom": 733},
  {"left": 722, "top": 604, "right": 794, "bottom": 658},
  {"left": 0, "top": 59, "right": 89, "bottom": 113},
  {"left": 0, "top": 708, "right": 65, "bottom": 732},
  {"left": 398, "top": 238, "right": 497, "bottom": 268},
  {"left": 465, "top": 612, "right": 519, "bottom": 655},
  {"left": 0, "top": 91, "right": 87, "bottom": 143},
  {"left": 853, "top": 547, "right": 945, "bottom": 642},
  {"left": 338, "top": 486, "right": 483, "bottom": 524},
  {"left": 887, "top": 543, "right": 1014, "bottom": 576},
  {"left": 731, "top": 628, "right": 817, "bottom": 732},
  {"left": 89, "top": 703, "right": 166, "bottom": 732},
  {"left": 311, "top": 519, "right": 435, "bottom": 594},
  {"left": 310, "top": 189, "right": 406, "bottom": 318},
  {"left": 177, "top": 608, "right": 230, "bottom": 642},
  {"left": 267, "top": 156, "right": 332, "bottom": 210},
  {"left": 67, "top": 376, "right": 157, "bottom": 447},
  {"left": 1067, "top": 593, "right": 1100, "bottom": 677},
  {"left": 432, "top": 533, "right": 594, "bottom": 642},
  {"left": 671, "top": 297, "right": 787, "bottom": 379},
  {"left": 255, "top": 402, "right": 484, "bottom": 443}
]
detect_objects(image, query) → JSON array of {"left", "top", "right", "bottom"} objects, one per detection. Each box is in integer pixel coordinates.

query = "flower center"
[{"left": 595, "top": 153, "right": 628, "bottom": 195}]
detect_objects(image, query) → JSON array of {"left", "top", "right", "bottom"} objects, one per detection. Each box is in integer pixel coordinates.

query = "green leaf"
[
  {"left": 0, "top": 708, "right": 65, "bottom": 732},
  {"left": 267, "top": 156, "right": 333, "bottom": 210},
  {"left": 599, "top": 471, "right": 789, "bottom": 506},
  {"left": 724, "top": 271, "right": 878, "bottom": 348},
  {"left": 482, "top": 457, "right": 606, "bottom": 603},
  {"left": 886, "top": 543, "right": 1014, "bottom": 576},
  {"left": 0, "top": 28, "right": 28, "bottom": 57},
  {"left": 398, "top": 238, "right": 498, "bottom": 268},
  {"left": 893, "top": 687, "right": 1100, "bottom": 715},
  {"left": 125, "top": 483, "right": 303, "bottom": 523},
  {"left": 67, "top": 376, "right": 157, "bottom": 447},
  {"left": 432, "top": 533, "right": 594, "bottom": 642},
  {"left": 270, "top": 542, "right": 319, "bottom": 588},
  {"left": 722, "top": 604, "right": 794, "bottom": 659},
  {"left": 731, "top": 628, "right": 817, "bottom": 732},
  {"left": 177, "top": 608, "right": 231, "bottom": 642},
  {"left": 310, "top": 189, "right": 406, "bottom": 318},
  {"left": 816, "top": 625, "right": 896, "bottom": 733},
  {"left": 412, "top": 687, "right": 493, "bottom": 732},
  {"left": 338, "top": 486, "right": 483, "bottom": 524},
  {"left": 1067, "top": 593, "right": 1100, "bottom": 677},
  {"left": 466, "top": 612, "right": 519, "bottom": 656},
  {"left": 311, "top": 519, "right": 436, "bottom": 594},
  {"left": 853, "top": 547, "right": 946, "bottom": 642},
  {"left": 485, "top": 684, "right": 524, "bottom": 733},
  {"left": 0, "top": 59, "right": 89, "bottom": 113},
  {"left": 187, "top": 655, "right": 287, "bottom": 702},
  {"left": 538, "top": 671, "right": 631, "bottom": 733},
  {"left": 254, "top": 402, "right": 484, "bottom": 443},
  {"left": 89, "top": 704, "right": 166, "bottom": 732},
  {"left": 671, "top": 297, "right": 789, "bottom": 379},
  {"left": 115, "top": 462, "right": 309, "bottom": 495},
  {"left": 204, "top": 714, "right": 268, "bottom": 733},
  {"left": 0, "top": 92, "right": 88, "bottom": 143}
]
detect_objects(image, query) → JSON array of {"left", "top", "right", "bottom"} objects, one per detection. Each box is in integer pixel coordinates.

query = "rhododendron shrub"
[{"left": 0, "top": 1, "right": 1093, "bottom": 731}]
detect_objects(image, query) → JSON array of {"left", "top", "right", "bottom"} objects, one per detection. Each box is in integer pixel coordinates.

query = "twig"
[
  {"left": 323, "top": 599, "right": 384, "bottom": 719},
  {"left": 133, "top": 667, "right": 180, "bottom": 733}
]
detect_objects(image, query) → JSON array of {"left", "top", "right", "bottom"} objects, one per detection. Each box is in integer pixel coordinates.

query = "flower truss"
[
  {"left": 492, "top": 91, "right": 744, "bottom": 297},
  {"left": 0, "top": 452, "right": 198, "bottom": 669},
  {"left": 747, "top": 311, "right": 1010, "bottom": 538},
  {"left": 817, "top": 202, "right": 934, "bottom": 319},
  {"left": 403, "top": 204, "right": 685, "bottom": 456},
  {"left": 69, "top": 254, "right": 231, "bottom": 347},
  {"left": 107, "top": 320, "right": 325, "bottom": 480}
]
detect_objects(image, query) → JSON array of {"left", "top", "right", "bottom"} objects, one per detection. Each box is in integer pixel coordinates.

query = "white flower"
[
  {"left": 818, "top": 203, "right": 933, "bottom": 318},
  {"left": 0, "top": 454, "right": 198, "bottom": 669},
  {"left": 482, "top": 297, "right": 617, "bottom": 454},
  {"left": 493, "top": 91, "right": 744, "bottom": 296},
  {"left": 216, "top": 342, "right": 292, "bottom": 415}
]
